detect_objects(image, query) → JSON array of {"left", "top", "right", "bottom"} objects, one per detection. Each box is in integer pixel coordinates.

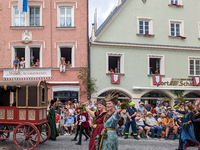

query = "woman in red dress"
[{"left": 85, "top": 100, "right": 106, "bottom": 150}]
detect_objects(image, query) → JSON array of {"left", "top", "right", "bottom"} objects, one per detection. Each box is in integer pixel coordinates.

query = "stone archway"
[{"left": 91, "top": 87, "right": 133, "bottom": 102}]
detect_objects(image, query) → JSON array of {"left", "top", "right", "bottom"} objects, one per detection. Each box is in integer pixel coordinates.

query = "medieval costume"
[
  {"left": 85, "top": 100, "right": 106, "bottom": 150},
  {"left": 75, "top": 108, "right": 91, "bottom": 145},
  {"left": 97, "top": 93, "right": 121, "bottom": 150},
  {"left": 47, "top": 100, "right": 59, "bottom": 140},
  {"left": 193, "top": 108, "right": 200, "bottom": 145},
  {"left": 176, "top": 109, "right": 199, "bottom": 150}
]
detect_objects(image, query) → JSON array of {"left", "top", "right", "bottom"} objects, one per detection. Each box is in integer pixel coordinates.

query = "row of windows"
[
  {"left": 107, "top": 53, "right": 200, "bottom": 76},
  {"left": 138, "top": 18, "right": 192, "bottom": 38},
  {"left": 13, "top": 6, "right": 74, "bottom": 27},
  {"left": 12, "top": 46, "right": 74, "bottom": 68}
]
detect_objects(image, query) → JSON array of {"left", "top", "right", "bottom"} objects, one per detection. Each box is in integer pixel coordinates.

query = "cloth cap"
[
  {"left": 185, "top": 101, "right": 189, "bottom": 103},
  {"left": 174, "top": 101, "right": 178, "bottom": 103},
  {"left": 192, "top": 100, "right": 196, "bottom": 103},
  {"left": 50, "top": 100, "right": 55, "bottom": 105},
  {"left": 129, "top": 102, "right": 135, "bottom": 106},
  {"left": 139, "top": 102, "right": 144, "bottom": 105},
  {"left": 157, "top": 98, "right": 160, "bottom": 100},
  {"left": 174, "top": 106, "right": 179, "bottom": 109},
  {"left": 167, "top": 106, "right": 172, "bottom": 109}
]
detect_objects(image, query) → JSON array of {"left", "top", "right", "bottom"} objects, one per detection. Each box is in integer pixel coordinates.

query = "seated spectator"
[
  {"left": 13, "top": 56, "right": 20, "bottom": 72},
  {"left": 31, "top": 62, "right": 35, "bottom": 67},
  {"left": 87, "top": 101, "right": 94, "bottom": 109},
  {"left": 146, "top": 112, "right": 162, "bottom": 138},
  {"left": 69, "top": 104, "right": 75, "bottom": 117},
  {"left": 108, "top": 68, "right": 114, "bottom": 74},
  {"left": 135, "top": 113, "right": 150, "bottom": 139},
  {"left": 151, "top": 104, "right": 156, "bottom": 117},
  {"left": 116, "top": 116, "right": 125, "bottom": 136},
  {"left": 66, "top": 60, "right": 71, "bottom": 67},
  {"left": 138, "top": 102, "right": 147, "bottom": 116},
  {"left": 157, "top": 113, "right": 166, "bottom": 126},
  {"left": 144, "top": 102, "right": 151, "bottom": 112},
  {"left": 20, "top": 57, "right": 25, "bottom": 69},
  {"left": 55, "top": 111, "right": 60, "bottom": 129},
  {"left": 179, "top": 104, "right": 185, "bottom": 117},
  {"left": 35, "top": 59, "right": 40, "bottom": 66},
  {"left": 114, "top": 67, "right": 118, "bottom": 73},
  {"left": 161, "top": 113, "right": 178, "bottom": 140},
  {"left": 166, "top": 106, "right": 173, "bottom": 116},
  {"left": 60, "top": 105, "right": 66, "bottom": 116},
  {"left": 60, "top": 57, "right": 66, "bottom": 72},
  {"left": 73, "top": 99, "right": 79, "bottom": 107},
  {"left": 164, "top": 102, "right": 169, "bottom": 110},
  {"left": 156, "top": 102, "right": 165, "bottom": 117},
  {"left": 64, "top": 113, "right": 75, "bottom": 135},
  {"left": 174, "top": 101, "right": 179, "bottom": 107},
  {"left": 172, "top": 106, "right": 180, "bottom": 121}
]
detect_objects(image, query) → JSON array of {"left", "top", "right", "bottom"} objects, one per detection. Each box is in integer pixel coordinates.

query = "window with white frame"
[
  {"left": 30, "top": 7, "right": 40, "bottom": 26},
  {"left": 169, "top": 20, "right": 184, "bottom": 37},
  {"left": 58, "top": 46, "right": 74, "bottom": 68},
  {"left": 137, "top": 18, "right": 153, "bottom": 35},
  {"left": 13, "top": 7, "right": 25, "bottom": 26},
  {"left": 59, "top": 6, "right": 73, "bottom": 27},
  {"left": 148, "top": 55, "right": 165, "bottom": 75},
  {"left": 106, "top": 53, "right": 124, "bottom": 74},
  {"left": 13, "top": 5, "right": 42, "bottom": 26},
  {"left": 12, "top": 46, "right": 42, "bottom": 68},
  {"left": 189, "top": 59, "right": 200, "bottom": 76}
]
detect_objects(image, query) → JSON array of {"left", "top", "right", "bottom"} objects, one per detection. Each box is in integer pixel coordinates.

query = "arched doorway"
[
  {"left": 141, "top": 91, "right": 171, "bottom": 105},
  {"left": 184, "top": 92, "right": 200, "bottom": 101},
  {"left": 97, "top": 91, "right": 131, "bottom": 102}
]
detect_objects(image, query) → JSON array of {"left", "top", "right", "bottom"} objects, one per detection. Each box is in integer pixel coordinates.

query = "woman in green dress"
[
  {"left": 98, "top": 93, "right": 122, "bottom": 150},
  {"left": 47, "top": 100, "right": 59, "bottom": 140}
]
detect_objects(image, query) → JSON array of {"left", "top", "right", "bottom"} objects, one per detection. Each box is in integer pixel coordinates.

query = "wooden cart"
[{"left": 0, "top": 80, "right": 50, "bottom": 150}]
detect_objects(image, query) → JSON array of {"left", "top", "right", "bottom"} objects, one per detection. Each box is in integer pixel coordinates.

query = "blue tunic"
[
  {"left": 176, "top": 110, "right": 199, "bottom": 149},
  {"left": 101, "top": 112, "right": 120, "bottom": 150}
]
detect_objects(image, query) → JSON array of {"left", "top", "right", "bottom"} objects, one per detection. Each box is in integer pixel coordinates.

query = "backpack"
[
  {"left": 140, "top": 130, "right": 147, "bottom": 138},
  {"left": 168, "top": 132, "right": 176, "bottom": 140}
]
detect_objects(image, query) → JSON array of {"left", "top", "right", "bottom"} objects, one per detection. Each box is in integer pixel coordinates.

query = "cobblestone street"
[{"left": 0, "top": 133, "right": 198, "bottom": 150}]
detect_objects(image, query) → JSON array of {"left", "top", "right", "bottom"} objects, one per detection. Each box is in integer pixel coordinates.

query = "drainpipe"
[{"left": 87, "top": 0, "right": 91, "bottom": 100}]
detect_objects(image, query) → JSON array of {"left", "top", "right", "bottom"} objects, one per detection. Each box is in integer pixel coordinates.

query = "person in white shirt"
[
  {"left": 135, "top": 113, "right": 151, "bottom": 139},
  {"left": 69, "top": 104, "right": 75, "bottom": 117}
]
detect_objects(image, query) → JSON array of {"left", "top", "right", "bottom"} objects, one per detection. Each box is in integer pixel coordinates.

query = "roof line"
[{"left": 95, "top": 0, "right": 128, "bottom": 38}]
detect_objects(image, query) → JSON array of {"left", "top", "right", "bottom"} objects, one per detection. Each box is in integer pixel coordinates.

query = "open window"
[
  {"left": 148, "top": 55, "right": 164, "bottom": 75},
  {"left": 108, "top": 56, "right": 121, "bottom": 73},
  {"left": 60, "top": 47, "right": 72, "bottom": 67},
  {"left": 106, "top": 53, "right": 124, "bottom": 74},
  {"left": 15, "top": 48, "right": 25, "bottom": 68},
  {"left": 30, "top": 48, "right": 40, "bottom": 67}
]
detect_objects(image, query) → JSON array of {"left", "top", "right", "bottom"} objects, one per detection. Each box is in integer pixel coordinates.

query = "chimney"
[
  {"left": 91, "top": 23, "right": 96, "bottom": 42},
  {"left": 94, "top": 8, "right": 97, "bottom": 32},
  {"left": 118, "top": 0, "right": 122, "bottom": 6}
]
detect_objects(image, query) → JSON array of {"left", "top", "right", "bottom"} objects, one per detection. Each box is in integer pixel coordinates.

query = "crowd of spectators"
[{"left": 47, "top": 97, "right": 200, "bottom": 141}]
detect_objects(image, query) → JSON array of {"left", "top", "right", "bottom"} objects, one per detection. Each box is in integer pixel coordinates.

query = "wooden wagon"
[{"left": 0, "top": 80, "right": 50, "bottom": 150}]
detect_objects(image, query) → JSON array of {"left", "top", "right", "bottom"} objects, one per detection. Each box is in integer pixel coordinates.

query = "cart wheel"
[
  {"left": 13, "top": 123, "right": 40, "bottom": 150},
  {"left": 38, "top": 123, "right": 51, "bottom": 144},
  {"left": 0, "top": 126, "right": 10, "bottom": 141}
]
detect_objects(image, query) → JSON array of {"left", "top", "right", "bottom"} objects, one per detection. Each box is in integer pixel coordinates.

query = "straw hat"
[
  {"left": 160, "top": 113, "right": 166, "bottom": 117},
  {"left": 147, "top": 112, "right": 152, "bottom": 116}
]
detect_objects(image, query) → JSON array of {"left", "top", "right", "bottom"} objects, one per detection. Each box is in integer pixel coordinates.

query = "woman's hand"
[
  {"left": 93, "top": 124, "right": 97, "bottom": 128},
  {"left": 116, "top": 107, "right": 122, "bottom": 114}
]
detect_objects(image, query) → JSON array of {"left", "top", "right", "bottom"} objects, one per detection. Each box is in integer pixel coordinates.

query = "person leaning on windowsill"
[
  {"left": 13, "top": 56, "right": 20, "bottom": 72},
  {"left": 20, "top": 57, "right": 25, "bottom": 69}
]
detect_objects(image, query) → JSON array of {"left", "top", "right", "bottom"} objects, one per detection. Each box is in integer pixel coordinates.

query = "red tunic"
[
  {"left": 76, "top": 112, "right": 90, "bottom": 128},
  {"left": 89, "top": 112, "right": 106, "bottom": 150}
]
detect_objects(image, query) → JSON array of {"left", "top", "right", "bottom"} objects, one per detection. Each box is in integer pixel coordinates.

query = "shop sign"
[
  {"left": 111, "top": 74, "right": 120, "bottom": 84},
  {"left": 160, "top": 78, "right": 193, "bottom": 87},
  {"left": 193, "top": 77, "right": 200, "bottom": 86},
  {"left": 3, "top": 69, "right": 51, "bottom": 80}
]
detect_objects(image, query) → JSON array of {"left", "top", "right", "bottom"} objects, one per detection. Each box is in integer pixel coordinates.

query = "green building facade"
[{"left": 90, "top": 0, "right": 200, "bottom": 105}]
